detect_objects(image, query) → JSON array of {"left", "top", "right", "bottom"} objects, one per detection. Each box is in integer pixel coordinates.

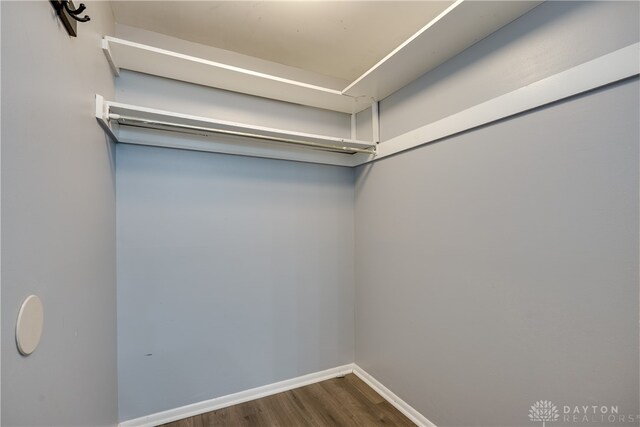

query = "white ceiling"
[{"left": 110, "top": 1, "right": 454, "bottom": 82}]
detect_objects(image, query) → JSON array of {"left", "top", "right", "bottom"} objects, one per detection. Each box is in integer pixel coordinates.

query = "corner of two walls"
[
  {"left": 1, "top": 1, "right": 118, "bottom": 426},
  {"left": 354, "top": 1, "right": 640, "bottom": 426}
]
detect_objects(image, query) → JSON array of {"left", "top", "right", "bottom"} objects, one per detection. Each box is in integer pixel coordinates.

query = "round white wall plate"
[{"left": 16, "top": 295, "right": 44, "bottom": 356}]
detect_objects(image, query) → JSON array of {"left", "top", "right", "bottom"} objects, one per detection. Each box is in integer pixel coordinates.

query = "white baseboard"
[
  {"left": 352, "top": 365, "right": 437, "bottom": 427},
  {"left": 118, "top": 364, "right": 354, "bottom": 427},
  {"left": 119, "top": 363, "right": 436, "bottom": 427}
]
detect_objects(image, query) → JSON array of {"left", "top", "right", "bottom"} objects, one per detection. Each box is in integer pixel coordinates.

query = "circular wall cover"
[{"left": 16, "top": 295, "right": 44, "bottom": 356}]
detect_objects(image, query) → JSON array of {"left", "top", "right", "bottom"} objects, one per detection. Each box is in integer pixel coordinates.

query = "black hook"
[
  {"left": 65, "top": 2, "right": 85, "bottom": 14},
  {"left": 63, "top": 1, "right": 90, "bottom": 22},
  {"left": 51, "top": 0, "right": 90, "bottom": 23},
  {"left": 50, "top": 0, "right": 90, "bottom": 37}
]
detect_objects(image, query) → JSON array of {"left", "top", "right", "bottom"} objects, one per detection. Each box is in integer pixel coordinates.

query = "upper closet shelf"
[
  {"left": 95, "top": 95, "right": 376, "bottom": 167},
  {"left": 342, "top": 0, "right": 542, "bottom": 101},
  {"left": 102, "top": 36, "right": 361, "bottom": 114},
  {"left": 102, "top": 0, "right": 541, "bottom": 114}
]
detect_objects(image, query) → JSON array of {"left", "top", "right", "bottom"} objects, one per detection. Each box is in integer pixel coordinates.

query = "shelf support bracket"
[
  {"left": 102, "top": 39, "right": 120, "bottom": 76},
  {"left": 95, "top": 94, "right": 118, "bottom": 142},
  {"left": 372, "top": 101, "right": 380, "bottom": 144}
]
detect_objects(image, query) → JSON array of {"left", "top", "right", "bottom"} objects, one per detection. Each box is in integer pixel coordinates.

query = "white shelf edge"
[
  {"left": 95, "top": 94, "right": 118, "bottom": 141},
  {"left": 353, "top": 42, "right": 640, "bottom": 167},
  {"left": 343, "top": 0, "right": 543, "bottom": 109},
  {"left": 342, "top": 0, "right": 464, "bottom": 95},
  {"left": 101, "top": 38, "right": 120, "bottom": 77},
  {"left": 95, "top": 96, "right": 374, "bottom": 167},
  {"left": 105, "top": 36, "right": 342, "bottom": 95},
  {"left": 102, "top": 37, "right": 361, "bottom": 114}
]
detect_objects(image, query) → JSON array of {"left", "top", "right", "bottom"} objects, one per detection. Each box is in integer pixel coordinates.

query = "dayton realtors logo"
[
  {"left": 529, "top": 401, "right": 638, "bottom": 425},
  {"left": 529, "top": 400, "right": 560, "bottom": 427}
]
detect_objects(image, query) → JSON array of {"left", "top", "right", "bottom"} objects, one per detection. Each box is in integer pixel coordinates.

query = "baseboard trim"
[
  {"left": 119, "top": 364, "right": 436, "bottom": 427},
  {"left": 118, "top": 364, "right": 354, "bottom": 427},
  {"left": 352, "top": 365, "right": 437, "bottom": 427}
]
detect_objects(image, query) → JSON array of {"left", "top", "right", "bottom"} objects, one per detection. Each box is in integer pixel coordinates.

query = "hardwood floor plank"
[
  {"left": 320, "top": 377, "right": 400, "bottom": 426},
  {"left": 377, "top": 401, "right": 416, "bottom": 427},
  {"left": 344, "top": 374, "right": 385, "bottom": 404},
  {"left": 254, "top": 392, "right": 300, "bottom": 427},
  {"left": 164, "top": 413, "right": 204, "bottom": 427},
  {"left": 202, "top": 406, "right": 232, "bottom": 427},
  {"left": 160, "top": 374, "right": 415, "bottom": 427},
  {"left": 275, "top": 391, "right": 316, "bottom": 426},
  {"left": 291, "top": 380, "right": 357, "bottom": 426},
  {"left": 330, "top": 377, "right": 415, "bottom": 426}
]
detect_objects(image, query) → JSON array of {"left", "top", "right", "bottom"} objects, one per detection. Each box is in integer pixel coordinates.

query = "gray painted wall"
[
  {"left": 355, "top": 76, "right": 639, "bottom": 426},
  {"left": 1, "top": 1, "right": 117, "bottom": 426},
  {"left": 355, "top": 107, "right": 373, "bottom": 143},
  {"left": 355, "top": 3, "right": 639, "bottom": 426},
  {"left": 117, "top": 145, "right": 355, "bottom": 421},
  {"left": 115, "top": 70, "right": 351, "bottom": 139}
]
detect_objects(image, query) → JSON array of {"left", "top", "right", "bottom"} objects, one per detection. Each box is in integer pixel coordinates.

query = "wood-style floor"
[{"left": 161, "top": 374, "right": 415, "bottom": 427}]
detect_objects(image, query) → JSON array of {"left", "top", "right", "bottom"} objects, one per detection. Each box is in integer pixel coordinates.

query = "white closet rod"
[{"left": 109, "top": 114, "right": 376, "bottom": 155}]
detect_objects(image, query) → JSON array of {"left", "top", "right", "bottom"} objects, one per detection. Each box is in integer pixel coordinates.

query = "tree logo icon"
[{"left": 529, "top": 400, "right": 559, "bottom": 427}]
